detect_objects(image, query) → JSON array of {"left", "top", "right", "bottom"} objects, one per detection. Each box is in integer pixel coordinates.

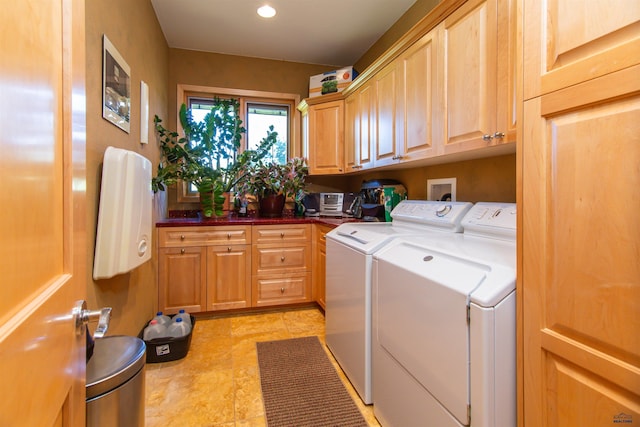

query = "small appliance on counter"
[
  {"left": 358, "top": 179, "right": 407, "bottom": 221},
  {"left": 319, "top": 192, "right": 344, "bottom": 217}
]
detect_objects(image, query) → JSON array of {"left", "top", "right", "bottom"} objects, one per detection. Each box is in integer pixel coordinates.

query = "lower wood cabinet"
[
  {"left": 158, "top": 223, "right": 317, "bottom": 313},
  {"left": 158, "top": 246, "right": 207, "bottom": 314},
  {"left": 312, "top": 224, "right": 334, "bottom": 310},
  {"left": 251, "top": 224, "right": 312, "bottom": 307},
  {"left": 206, "top": 244, "right": 251, "bottom": 311}
]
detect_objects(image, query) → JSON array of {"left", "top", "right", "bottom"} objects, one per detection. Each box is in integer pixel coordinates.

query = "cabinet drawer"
[
  {"left": 158, "top": 226, "right": 251, "bottom": 247},
  {"left": 252, "top": 244, "right": 311, "bottom": 275},
  {"left": 252, "top": 273, "right": 312, "bottom": 306},
  {"left": 252, "top": 224, "right": 310, "bottom": 244}
]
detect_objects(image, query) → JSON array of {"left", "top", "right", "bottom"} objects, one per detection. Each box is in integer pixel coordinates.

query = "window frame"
[{"left": 175, "top": 84, "right": 301, "bottom": 203}]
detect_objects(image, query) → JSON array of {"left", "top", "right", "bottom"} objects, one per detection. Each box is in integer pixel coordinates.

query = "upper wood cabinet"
[
  {"left": 523, "top": 0, "right": 640, "bottom": 100},
  {"left": 346, "top": 80, "right": 376, "bottom": 172},
  {"left": 396, "top": 24, "right": 443, "bottom": 164},
  {"left": 441, "top": 0, "right": 516, "bottom": 155},
  {"left": 299, "top": 96, "right": 345, "bottom": 175},
  {"left": 344, "top": 93, "right": 359, "bottom": 172},
  {"left": 374, "top": 60, "right": 401, "bottom": 167}
]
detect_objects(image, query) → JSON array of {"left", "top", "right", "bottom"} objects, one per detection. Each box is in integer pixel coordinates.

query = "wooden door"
[
  {"left": 158, "top": 247, "right": 207, "bottom": 314},
  {"left": 0, "top": 0, "right": 87, "bottom": 426},
  {"left": 307, "top": 100, "right": 344, "bottom": 175},
  {"left": 374, "top": 61, "right": 401, "bottom": 167},
  {"left": 207, "top": 245, "right": 251, "bottom": 310},
  {"left": 521, "top": 67, "right": 640, "bottom": 427},
  {"left": 344, "top": 93, "right": 359, "bottom": 173},
  {"left": 442, "top": 0, "right": 498, "bottom": 154},
  {"left": 357, "top": 81, "right": 376, "bottom": 170},
  {"left": 399, "top": 24, "right": 442, "bottom": 162},
  {"left": 523, "top": 0, "right": 640, "bottom": 99}
]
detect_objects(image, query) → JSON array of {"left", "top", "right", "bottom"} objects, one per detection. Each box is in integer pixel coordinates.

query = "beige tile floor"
[{"left": 145, "top": 306, "right": 381, "bottom": 427}]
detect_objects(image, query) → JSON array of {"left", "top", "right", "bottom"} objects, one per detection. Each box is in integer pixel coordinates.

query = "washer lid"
[{"left": 86, "top": 335, "right": 146, "bottom": 399}]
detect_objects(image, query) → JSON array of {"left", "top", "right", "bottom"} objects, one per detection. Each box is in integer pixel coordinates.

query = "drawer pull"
[
  {"left": 180, "top": 248, "right": 185, "bottom": 254},
  {"left": 280, "top": 232, "right": 285, "bottom": 238},
  {"left": 228, "top": 247, "right": 232, "bottom": 252},
  {"left": 281, "top": 256, "right": 285, "bottom": 262},
  {"left": 180, "top": 235, "right": 185, "bottom": 240},
  {"left": 280, "top": 287, "right": 285, "bottom": 294},
  {"left": 227, "top": 233, "right": 231, "bottom": 239}
]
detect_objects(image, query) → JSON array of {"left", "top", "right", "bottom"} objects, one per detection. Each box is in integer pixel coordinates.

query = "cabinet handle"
[
  {"left": 493, "top": 132, "right": 505, "bottom": 139},
  {"left": 280, "top": 287, "right": 285, "bottom": 294},
  {"left": 352, "top": 165, "right": 362, "bottom": 169},
  {"left": 228, "top": 247, "right": 232, "bottom": 252},
  {"left": 180, "top": 235, "right": 185, "bottom": 240},
  {"left": 392, "top": 155, "right": 404, "bottom": 160},
  {"left": 280, "top": 232, "right": 285, "bottom": 238},
  {"left": 482, "top": 134, "right": 494, "bottom": 141},
  {"left": 281, "top": 256, "right": 285, "bottom": 262},
  {"left": 180, "top": 248, "right": 185, "bottom": 254},
  {"left": 227, "top": 233, "right": 231, "bottom": 239}
]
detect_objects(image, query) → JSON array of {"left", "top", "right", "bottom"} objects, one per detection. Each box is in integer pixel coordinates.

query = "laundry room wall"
[{"left": 85, "top": 0, "right": 170, "bottom": 336}]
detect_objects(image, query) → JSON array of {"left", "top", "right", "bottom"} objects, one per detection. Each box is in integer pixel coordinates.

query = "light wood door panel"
[
  {"left": 522, "top": 69, "right": 640, "bottom": 427},
  {"left": 375, "top": 61, "right": 400, "bottom": 167},
  {"left": 307, "top": 100, "right": 344, "bottom": 174},
  {"left": 206, "top": 245, "right": 251, "bottom": 310},
  {"left": 357, "top": 81, "right": 376, "bottom": 170},
  {"left": 399, "top": 25, "right": 442, "bottom": 162},
  {"left": 344, "top": 93, "right": 359, "bottom": 172},
  {"left": 523, "top": 0, "right": 640, "bottom": 99},
  {"left": 158, "top": 247, "right": 207, "bottom": 314},
  {"left": 442, "top": 0, "right": 498, "bottom": 153},
  {"left": 0, "top": 0, "right": 87, "bottom": 425}
]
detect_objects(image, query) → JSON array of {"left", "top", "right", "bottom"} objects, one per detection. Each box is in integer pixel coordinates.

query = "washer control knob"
[{"left": 435, "top": 204, "right": 451, "bottom": 217}]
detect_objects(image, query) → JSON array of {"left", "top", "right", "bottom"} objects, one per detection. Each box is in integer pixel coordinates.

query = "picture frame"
[
  {"left": 102, "top": 35, "right": 130, "bottom": 133},
  {"left": 427, "top": 178, "right": 456, "bottom": 202}
]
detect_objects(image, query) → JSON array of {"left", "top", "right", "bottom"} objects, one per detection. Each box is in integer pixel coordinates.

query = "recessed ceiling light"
[{"left": 257, "top": 5, "right": 276, "bottom": 18}]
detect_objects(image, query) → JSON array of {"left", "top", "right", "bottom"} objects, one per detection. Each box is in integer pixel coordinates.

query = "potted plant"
[
  {"left": 151, "top": 101, "right": 278, "bottom": 217},
  {"left": 240, "top": 157, "right": 309, "bottom": 217}
]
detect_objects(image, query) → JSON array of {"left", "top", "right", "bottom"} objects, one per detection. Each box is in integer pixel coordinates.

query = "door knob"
[{"left": 73, "top": 300, "right": 112, "bottom": 339}]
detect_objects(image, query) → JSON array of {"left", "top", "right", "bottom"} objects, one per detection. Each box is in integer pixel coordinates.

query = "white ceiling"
[{"left": 151, "top": 0, "right": 418, "bottom": 66}]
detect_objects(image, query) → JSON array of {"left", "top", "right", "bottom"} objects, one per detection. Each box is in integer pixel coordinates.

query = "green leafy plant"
[
  {"left": 240, "top": 157, "right": 309, "bottom": 201},
  {"left": 152, "top": 101, "right": 278, "bottom": 217}
]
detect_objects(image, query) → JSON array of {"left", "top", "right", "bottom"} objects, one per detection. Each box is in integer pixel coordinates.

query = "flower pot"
[
  {"left": 259, "top": 194, "right": 285, "bottom": 218},
  {"left": 200, "top": 191, "right": 231, "bottom": 218}
]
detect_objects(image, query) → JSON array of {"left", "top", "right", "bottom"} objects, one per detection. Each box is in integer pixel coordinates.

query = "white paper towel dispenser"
[{"left": 93, "top": 146, "right": 153, "bottom": 280}]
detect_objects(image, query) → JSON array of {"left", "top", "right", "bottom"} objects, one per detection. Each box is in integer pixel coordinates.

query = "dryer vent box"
[{"left": 93, "top": 146, "right": 153, "bottom": 280}]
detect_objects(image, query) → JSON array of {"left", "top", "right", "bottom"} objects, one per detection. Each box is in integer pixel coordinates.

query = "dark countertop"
[{"left": 156, "top": 214, "right": 362, "bottom": 228}]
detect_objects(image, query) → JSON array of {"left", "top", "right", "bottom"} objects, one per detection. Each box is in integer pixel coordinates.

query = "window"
[
  {"left": 176, "top": 85, "right": 300, "bottom": 202},
  {"left": 247, "top": 103, "right": 289, "bottom": 165}
]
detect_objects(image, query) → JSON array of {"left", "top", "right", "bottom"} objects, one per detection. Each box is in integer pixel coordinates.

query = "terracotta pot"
[{"left": 259, "top": 194, "right": 285, "bottom": 218}]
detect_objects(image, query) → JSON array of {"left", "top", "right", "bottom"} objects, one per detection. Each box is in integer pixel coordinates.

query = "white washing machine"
[
  {"left": 325, "top": 200, "right": 473, "bottom": 404},
  {"left": 372, "top": 202, "right": 517, "bottom": 427}
]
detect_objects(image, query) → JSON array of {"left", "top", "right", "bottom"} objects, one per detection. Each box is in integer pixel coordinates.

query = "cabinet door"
[
  {"left": 312, "top": 224, "right": 333, "bottom": 309},
  {"left": 524, "top": 0, "right": 640, "bottom": 99},
  {"left": 398, "top": 25, "right": 442, "bottom": 162},
  {"left": 521, "top": 67, "right": 640, "bottom": 427},
  {"left": 307, "top": 100, "right": 344, "bottom": 175},
  {"left": 442, "top": 0, "right": 498, "bottom": 154},
  {"left": 374, "top": 61, "right": 401, "bottom": 167},
  {"left": 344, "top": 93, "right": 359, "bottom": 173},
  {"left": 357, "top": 81, "right": 376, "bottom": 170},
  {"left": 206, "top": 245, "right": 251, "bottom": 311},
  {"left": 158, "top": 246, "right": 207, "bottom": 314}
]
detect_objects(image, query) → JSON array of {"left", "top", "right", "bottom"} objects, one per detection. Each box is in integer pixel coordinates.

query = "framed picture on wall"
[{"left": 102, "top": 35, "right": 130, "bottom": 133}]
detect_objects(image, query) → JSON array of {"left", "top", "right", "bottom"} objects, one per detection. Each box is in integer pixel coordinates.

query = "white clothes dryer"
[
  {"left": 372, "top": 202, "right": 517, "bottom": 427},
  {"left": 325, "top": 200, "right": 473, "bottom": 404}
]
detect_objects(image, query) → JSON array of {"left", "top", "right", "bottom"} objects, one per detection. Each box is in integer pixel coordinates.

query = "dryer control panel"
[
  {"left": 462, "top": 202, "right": 517, "bottom": 240},
  {"left": 391, "top": 200, "right": 473, "bottom": 232}
]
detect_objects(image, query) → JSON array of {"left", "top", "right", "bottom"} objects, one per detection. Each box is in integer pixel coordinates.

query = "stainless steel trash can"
[{"left": 86, "top": 336, "right": 146, "bottom": 427}]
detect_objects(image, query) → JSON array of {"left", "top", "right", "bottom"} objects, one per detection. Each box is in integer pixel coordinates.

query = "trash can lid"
[{"left": 86, "top": 335, "right": 146, "bottom": 399}]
